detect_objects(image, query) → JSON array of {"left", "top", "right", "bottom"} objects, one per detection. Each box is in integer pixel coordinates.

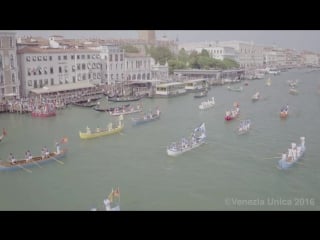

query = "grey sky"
[{"left": 13, "top": 30, "right": 320, "bottom": 53}]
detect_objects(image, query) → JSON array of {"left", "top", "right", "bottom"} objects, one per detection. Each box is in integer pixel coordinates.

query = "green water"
[{"left": 1, "top": 68, "right": 320, "bottom": 210}]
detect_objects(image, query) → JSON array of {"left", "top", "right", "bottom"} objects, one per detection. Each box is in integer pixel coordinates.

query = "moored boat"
[
  {"left": 194, "top": 90, "right": 208, "bottom": 98},
  {"left": 104, "top": 188, "right": 120, "bottom": 211},
  {"left": 167, "top": 123, "right": 206, "bottom": 156},
  {"left": 278, "top": 137, "right": 306, "bottom": 170},
  {"left": 108, "top": 96, "right": 141, "bottom": 102},
  {"left": 93, "top": 104, "right": 130, "bottom": 112},
  {"left": 79, "top": 115, "right": 124, "bottom": 139},
  {"left": 109, "top": 104, "right": 142, "bottom": 116},
  {"left": 132, "top": 108, "right": 161, "bottom": 125}
]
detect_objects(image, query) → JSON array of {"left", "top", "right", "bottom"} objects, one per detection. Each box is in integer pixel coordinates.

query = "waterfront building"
[{"left": 0, "top": 32, "right": 19, "bottom": 100}]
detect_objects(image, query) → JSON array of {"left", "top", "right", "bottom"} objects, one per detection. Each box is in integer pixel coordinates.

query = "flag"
[
  {"left": 3, "top": 128, "right": 7, "bottom": 136},
  {"left": 108, "top": 188, "right": 114, "bottom": 203},
  {"left": 194, "top": 123, "right": 205, "bottom": 133},
  {"left": 113, "top": 187, "right": 120, "bottom": 198},
  {"left": 60, "top": 137, "right": 68, "bottom": 144}
]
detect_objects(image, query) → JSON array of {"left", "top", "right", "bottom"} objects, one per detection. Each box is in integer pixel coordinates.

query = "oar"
[
  {"left": 16, "top": 163, "right": 32, "bottom": 173},
  {"left": 51, "top": 156, "right": 64, "bottom": 165},
  {"left": 263, "top": 156, "right": 280, "bottom": 160},
  {"left": 31, "top": 159, "right": 43, "bottom": 168}
]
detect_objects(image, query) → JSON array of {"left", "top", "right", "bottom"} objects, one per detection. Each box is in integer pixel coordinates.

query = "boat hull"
[
  {"left": 278, "top": 147, "right": 306, "bottom": 170},
  {"left": 132, "top": 115, "right": 160, "bottom": 125},
  {"left": 79, "top": 126, "right": 124, "bottom": 139},
  {"left": 167, "top": 141, "right": 205, "bottom": 156},
  {"left": 0, "top": 149, "right": 67, "bottom": 171}
]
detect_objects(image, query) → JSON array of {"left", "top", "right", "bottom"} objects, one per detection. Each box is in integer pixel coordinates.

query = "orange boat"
[{"left": 280, "top": 105, "right": 289, "bottom": 119}]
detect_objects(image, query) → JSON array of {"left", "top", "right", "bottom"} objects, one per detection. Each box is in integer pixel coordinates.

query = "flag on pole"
[
  {"left": 60, "top": 137, "right": 68, "bottom": 144},
  {"left": 113, "top": 187, "right": 120, "bottom": 198}
]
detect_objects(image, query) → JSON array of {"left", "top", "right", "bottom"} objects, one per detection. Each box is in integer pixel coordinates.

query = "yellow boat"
[{"left": 79, "top": 115, "right": 124, "bottom": 140}]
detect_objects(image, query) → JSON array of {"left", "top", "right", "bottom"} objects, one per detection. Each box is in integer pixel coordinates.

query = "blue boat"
[
  {"left": 131, "top": 108, "right": 161, "bottom": 125},
  {"left": 0, "top": 148, "right": 67, "bottom": 172},
  {"left": 278, "top": 137, "right": 306, "bottom": 170}
]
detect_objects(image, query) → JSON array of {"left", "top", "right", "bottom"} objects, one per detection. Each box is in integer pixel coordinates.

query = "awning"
[{"left": 29, "top": 82, "right": 96, "bottom": 95}]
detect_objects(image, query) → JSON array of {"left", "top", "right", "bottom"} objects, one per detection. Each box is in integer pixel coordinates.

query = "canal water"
[{"left": 1, "top": 68, "right": 320, "bottom": 210}]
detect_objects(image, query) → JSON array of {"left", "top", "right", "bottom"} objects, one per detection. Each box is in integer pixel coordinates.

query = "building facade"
[
  {"left": 0, "top": 32, "right": 19, "bottom": 99},
  {"left": 17, "top": 46, "right": 101, "bottom": 97},
  {"left": 138, "top": 30, "right": 156, "bottom": 44}
]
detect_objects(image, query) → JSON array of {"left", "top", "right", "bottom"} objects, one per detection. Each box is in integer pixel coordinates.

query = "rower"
[
  {"left": 9, "top": 153, "right": 16, "bottom": 164},
  {"left": 56, "top": 141, "right": 61, "bottom": 154},
  {"left": 86, "top": 126, "right": 91, "bottom": 134},
  {"left": 44, "top": 146, "right": 50, "bottom": 158}
]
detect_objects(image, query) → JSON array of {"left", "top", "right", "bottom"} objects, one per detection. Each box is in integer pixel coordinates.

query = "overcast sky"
[{"left": 12, "top": 30, "right": 320, "bottom": 53}]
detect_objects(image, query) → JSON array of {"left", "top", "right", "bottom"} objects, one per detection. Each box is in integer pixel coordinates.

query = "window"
[
  {"left": 82, "top": 64, "right": 86, "bottom": 70},
  {"left": 28, "top": 68, "right": 32, "bottom": 76},
  {"left": 77, "top": 64, "right": 80, "bottom": 70},
  {"left": 97, "top": 73, "right": 101, "bottom": 79},
  {"left": 92, "top": 63, "right": 96, "bottom": 69},
  {"left": 120, "top": 54, "right": 123, "bottom": 61},
  {"left": 77, "top": 55, "right": 80, "bottom": 60},
  {"left": 50, "top": 67, "right": 54, "bottom": 74},
  {"left": 43, "top": 56, "right": 47, "bottom": 61},
  {"left": 58, "top": 56, "right": 61, "bottom": 60},
  {"left": 87, "top": 55, "right": 90, "bottom": 59},
  {"left": 77, "top": 73, "right": 81, "bottom": 81},
  {"left": 71, "top": 55, "right": 75, "bottom": 60},
  {"left": 44, "top": 79, "right": 48, "bottom": 86},
  {"left": 64, "top": 66, "right": 68, "bottom": 73},
  {"left": 115, "top": 54, "right": 118, "bottom": 61},
  {"left": 49, "top": 56, "right": 52, "bottom": 61},
  {"left": 59, "top": 66, "right": 62, "bottom": 73},
  {"left": 88, "top": 73, "right": 91, "bottom": 79},
  {"left": 82, "top": 73, "right": 86, "bottom": 80},
  {"left": 109, "top": 54, "right": 112, "bottom": 61},
  {"left": 34, "top": 80, "right": 38, "bottom": 88},
  {"left": 33, "top": 56, "right": 37, "bottom": 61},
  {"left": 28, "top": 80, "right": 32, "bottom": 86},
  {"left": 44, "top": 67, "right": 48, "bottom": 74},
  {"left": 93, "top": 73, "right": 96, "bottom": 79},
  {"left": 72, "top": 76, "right": 76, "bottom": 83},
  {"left": 0, "top": 73, "right": 3, "bottom": 83},
  {"left": 10, "top": 37, "right": 13, "bottom": 48},
  {"left": 87, "top": 63, "right": 91, "bottom": 69},
  {"left": 12, "top": 73, "right": 15, "bottom": 83},
  {"left": 38, "top": 56, "right": 42, "bottom": 61},
  {"left": 26, "top": 56, "right": 31, "bottom": 62},
  {"left": 10, "top": 55, "right": 14, "bottom": 69},
  {"left": 72, "top": 65, "right": 76, "bottom": 72},
  {"left": 65, "top": 77, "right": 68, "bottom": 83},
  {"left": 63, "top": 55, "right": 67, "bottom": 60},
  {"left": 0, "top": 55, "right": 2, "bottom": 69},
  {"left": 38, "top": 67, "right": 42, "bottom": 75},
  {"left": 81, "top": 55, "right": 85, "bottom": 59},
  {"left": 13, "top": 87, "right": 16, "bottom": 93},
  {"left": 51, "top": 78, "right": 54, "bottom": 85},
  {"left": 39, "top": 79, "right": 43, "bottom": 88}
]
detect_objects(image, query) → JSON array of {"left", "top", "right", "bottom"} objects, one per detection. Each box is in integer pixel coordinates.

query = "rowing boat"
[
  {"left": 167, "top": 123, "right": 206, "bottom": 156},
  {"left": 79, "top": 115, "right": 124, "bottom": 139},
  {"left": 0, "top": 148, "right": 67, "bottom": 171},
  {"left": 278, "top": 137, "right": 306, "bottom": 170}
]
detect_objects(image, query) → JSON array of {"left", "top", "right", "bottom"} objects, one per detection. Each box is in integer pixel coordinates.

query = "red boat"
[
  {"left": 225, "top": 104, "right": 240, "bottom": 121},
  {"left": 31, "top": 103, "right": 56, "bottom": 118}
]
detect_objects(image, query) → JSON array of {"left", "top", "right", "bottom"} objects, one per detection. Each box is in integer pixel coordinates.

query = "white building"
[
  {"left": 93, "top": 44, "right": 125, "bottom": 84},
  {"left": 17, "top": 46, "right": 101, "bottom": 97},
  {"left": 151, "top": 61, "right": 169, "bottom": 80},
  {"left": 302, "top": 53, "right": 319, "bottom": 67},
  {"left": 0, "top": 32, "right": 19, "bottom": 99},
  {"left": 219, "top": 41, "right": 264, "bottom": 69},
  {"left": 195, "top": 46, "right": 238, "bottom": 61},
  {"left": 125, "top": 52, "right": 153, "bottom": 81}
]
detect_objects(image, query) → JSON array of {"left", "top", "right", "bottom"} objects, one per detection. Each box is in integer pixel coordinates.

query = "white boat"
[
  {"left": 199, "top": 97, "right": 215, "bottom": 110},
  {"left": 238, "top": 119, "right": 251, "bottom": 135},
  {"left": 109, "top": 104, "right": 142, "bottom": 116},
  {"left": 278, "top": 137, "right": 306, "bottom": 170},
  {"left": 252, "top": 92, "right": 260, "bottom": 101},
  {"left": 167, "top": 123, "right": 206, "bottom": 156},
  {"left": 103, "top": 188, "right": 120, "bottom": 211}
]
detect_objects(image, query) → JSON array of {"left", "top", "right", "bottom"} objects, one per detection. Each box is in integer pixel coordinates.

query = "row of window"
[
  {"left": 0, "top": 54, "right": 16, "bottom": 69},
  {"left": 0, "top": 37, "right": 14, "bottom": 49},
  {"left": 0, "top": 73, "right": 15, "bottom": 83},
  {"left": 26, "top": 54, "right": 101, "bottom": 62},
  {"left": 0, "top": 87, "right": 16, "bottom": 96}
]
